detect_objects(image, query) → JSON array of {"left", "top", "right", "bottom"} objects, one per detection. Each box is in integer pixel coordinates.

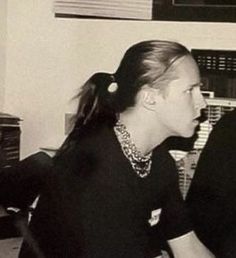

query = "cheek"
[
  {"left": 168, "top": 93, "right": 191, "bottom": 108},
  {"left": 181, "top": 95, "right": 196, "bottom": 113},
  {"left": 171, "top": 103, "right": 194, "bottom": 124},
  {"left": 161, "top": 95, "right": 195, "bottom": 122}
]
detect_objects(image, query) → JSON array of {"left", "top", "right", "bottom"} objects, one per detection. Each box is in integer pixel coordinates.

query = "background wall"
[
  {"left": 0, "top": 0, "right": 7, "bottom": 111},
  {"left": 3, "top": 0, "right": 236, "bottom": 158}
]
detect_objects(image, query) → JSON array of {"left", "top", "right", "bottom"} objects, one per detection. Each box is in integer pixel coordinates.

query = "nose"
[
  {"left": 195, "top": 89, "right": 207, "bottom": 111},
  {"left": 199, "top": 92, "right": 207, "bottom": 109}
]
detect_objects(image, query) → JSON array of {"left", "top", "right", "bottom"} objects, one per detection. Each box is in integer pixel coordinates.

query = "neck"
[{"left": 119, "top": 107, "right": 170, "bottom": 155}]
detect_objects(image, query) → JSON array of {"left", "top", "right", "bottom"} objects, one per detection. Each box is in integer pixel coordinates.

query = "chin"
[
  {"left": 171, "top": 125, "right": 195, "bottom": 138},
  {"left": 179, "top": 129, "right": 195, "bottom": 138}
]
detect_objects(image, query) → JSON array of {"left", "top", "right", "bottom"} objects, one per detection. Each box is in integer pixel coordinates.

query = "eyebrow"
[{"left": 190, "top": 82, "right": 203, "bottom": 88}]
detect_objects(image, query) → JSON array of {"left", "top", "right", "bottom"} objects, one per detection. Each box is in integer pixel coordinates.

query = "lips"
[
  {"left": 192, "top": 115, "right": 199, "bottom": 122},
  {"left": 192, "top": 119, "right": 199, "bottom": 126},
  {"left": 198, "top": 110, "right": 208, "bottom": 123},
  {"left": 193, "top": 108, "right": 207, "bottom": 123},
  {"left": 191, "top": 116, "right": 201, "bottom": 129}
]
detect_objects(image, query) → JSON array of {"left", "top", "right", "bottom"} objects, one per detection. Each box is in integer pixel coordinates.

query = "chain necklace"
[{"left": 113, "top": 120, "right": 152, "bottom": 178}]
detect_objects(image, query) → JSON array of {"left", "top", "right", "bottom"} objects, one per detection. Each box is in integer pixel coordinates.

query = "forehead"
[{"left": 172, "top": 55, "right": 201, "bottom": 85}]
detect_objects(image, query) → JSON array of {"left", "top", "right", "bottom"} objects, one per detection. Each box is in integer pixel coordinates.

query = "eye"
[{"left": 185, "top": 88, "right": 194, "bottom": 94}]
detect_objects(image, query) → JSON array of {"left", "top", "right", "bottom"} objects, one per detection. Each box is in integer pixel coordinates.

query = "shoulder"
[
  {"left": 53, "top": 124, "right": 118, "bottom": 174},
  {"left": 217, "top": 109, "right": 236, "bottom": 125},
  {"left": 203, "top": 109, "right": 236, "bottom": 152},
  {"left": 212, "top": 109, "right": 236, "bottom": 134}
]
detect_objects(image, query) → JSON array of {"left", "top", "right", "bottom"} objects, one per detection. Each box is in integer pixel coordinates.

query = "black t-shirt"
[{"left": 5, "top": 124, "right": 191, "bottom": 258}]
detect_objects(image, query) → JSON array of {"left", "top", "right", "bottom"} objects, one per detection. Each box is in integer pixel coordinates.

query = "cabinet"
[
  {"left": 0, "top": 113, "right": 21, "bottom": 168},
  {"left": 0, "top": 113, "right": 21, "bottom": 239}
]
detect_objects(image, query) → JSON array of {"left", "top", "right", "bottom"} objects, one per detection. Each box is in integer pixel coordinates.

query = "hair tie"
[
  {"left": 107, "top": 74, "right": 118, "bottom": 93},
  {"left": 110, "top": 74, "right": 116, "bottom": 83}
]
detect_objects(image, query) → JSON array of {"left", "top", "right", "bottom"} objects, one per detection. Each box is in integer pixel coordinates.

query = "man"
[{"left": 186, "top": 109, "right": 236, "bottom": 257}]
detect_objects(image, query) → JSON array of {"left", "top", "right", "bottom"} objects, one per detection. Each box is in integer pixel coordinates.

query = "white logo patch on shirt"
[{"left": 148, "top": 208, "right": 162, "bottom": 227}]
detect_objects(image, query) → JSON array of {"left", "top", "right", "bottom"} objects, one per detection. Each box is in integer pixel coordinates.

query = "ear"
[{"left": 139, "top": 88, "right": 157, "bottom": 111}]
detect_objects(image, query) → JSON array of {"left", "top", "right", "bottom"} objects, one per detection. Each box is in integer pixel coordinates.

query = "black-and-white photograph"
[{"left": 0, "top": 0, "right": 236, "bottom": 257}]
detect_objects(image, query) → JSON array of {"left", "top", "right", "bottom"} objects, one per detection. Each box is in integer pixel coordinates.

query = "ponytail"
[
  {"left": 54, "top": 72, "right": 117, "bottom": 162},
  {"left": 73, "top": 72, "right": 117, "bottom": 129}
]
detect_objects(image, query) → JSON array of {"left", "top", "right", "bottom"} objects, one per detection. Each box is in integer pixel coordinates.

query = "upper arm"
[{"left": 0, "top": 152, "right": 52, "bottom": 209}]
